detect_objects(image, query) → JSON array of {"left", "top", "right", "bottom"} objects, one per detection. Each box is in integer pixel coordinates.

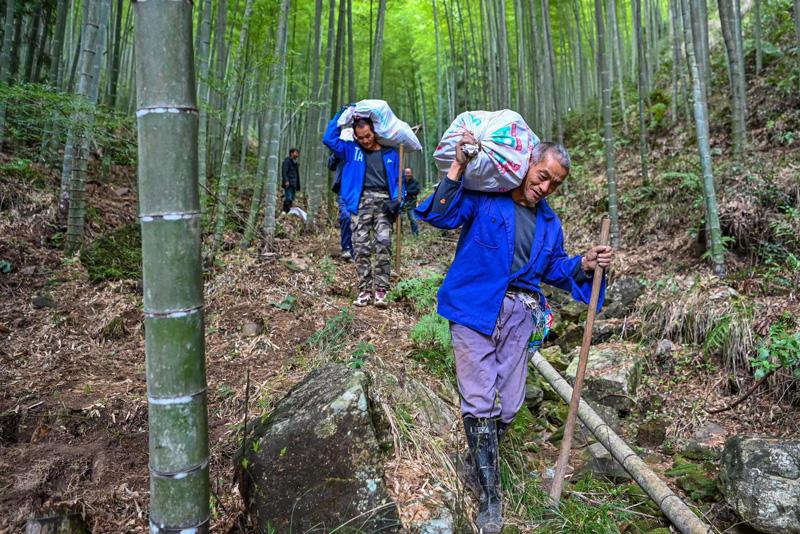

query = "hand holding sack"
[
  {"left": 434, "top": 110, "right": 540, "bottom": 192},
  {"left": 337, "top": 99, "right": 422, "bottom": 151}
]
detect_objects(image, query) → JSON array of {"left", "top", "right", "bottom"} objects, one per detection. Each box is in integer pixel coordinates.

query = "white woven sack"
[
  {"left": 433, "top": 110, "right": 539, "bottom": 192},
  {"left": 337, "top": 99, "right": 422, "bottom": 151}
]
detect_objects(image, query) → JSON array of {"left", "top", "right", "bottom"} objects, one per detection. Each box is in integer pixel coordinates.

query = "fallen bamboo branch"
[
  {"left": 530, "top": 350, "right": 714, "bottom": 534},
  {"left": 705, "top": 366, "right": 779, "bottom": 414}
]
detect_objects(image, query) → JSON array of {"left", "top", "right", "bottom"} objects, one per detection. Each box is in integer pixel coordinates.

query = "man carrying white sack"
[
  {"left": 415, "top": 133, "right": 614, "bottom": 533},
  {"left": 323, "top": 107, "right": 403, "bottom": 308}
]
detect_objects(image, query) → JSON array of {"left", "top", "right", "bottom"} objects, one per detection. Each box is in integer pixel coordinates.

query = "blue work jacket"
[
  {"left": 415, "top": 179, "right": 605, "bottom": 335},
  {"left": 323, "top": 112, "right": 404, "bottom": 215}
]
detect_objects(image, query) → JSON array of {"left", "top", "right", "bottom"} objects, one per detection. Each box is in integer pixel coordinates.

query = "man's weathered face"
[
  {"left": 291, "top": 150, "right": 299, "bottom": 160},
  {"left": 520, "top": 152, "right": 568, "bottom": 205},
  {"left": 354, "top": 124, "right": 377, "bottom": 150},
  {"left": 404, "top": 168, "right": 412, "bottom": 178}
]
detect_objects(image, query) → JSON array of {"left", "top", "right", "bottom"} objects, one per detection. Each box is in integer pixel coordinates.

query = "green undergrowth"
[
  {"left": 409, "top": 312, "right": 454, "bottom": 384},
  {"left": 665, "top": 456, "right": 720, "bottom": 502},
  {"left": 499, "top": 454, "right": 662, "bottom": 533},
  {"left": 751, "top": 314, "right": 800, "bottom": 381},
  {"left": 307, "top": 308, "right": 356, "bottom": 359},
  {"left": 79, "top": 223, "right": 142, "bottom": 282},
  {"left": 638, "top": 276, "right": 756, "bottom": 371},
  {"left": 387, "top": 273, "right": 443, "bottom": 313}
]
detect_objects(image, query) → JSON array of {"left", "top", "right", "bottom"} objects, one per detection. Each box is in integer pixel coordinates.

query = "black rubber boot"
[
  {"left": 496, "top": 420, "right": 510, "bottom": 444},
  {"left": 464, "top": 417, "right": 503, "bottom": 534}
]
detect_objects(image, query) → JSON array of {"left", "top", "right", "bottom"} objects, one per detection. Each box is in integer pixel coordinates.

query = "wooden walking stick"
[
  {"left": 549, "top": 216, "right": 611, "bottom": 506},
  {"left": 394, "top": 144, "right": 405, "bottom": 271}
]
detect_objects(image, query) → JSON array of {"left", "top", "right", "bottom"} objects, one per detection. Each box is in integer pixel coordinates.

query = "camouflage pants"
[{"left": 351, "top": 190, "right": 392, "bottom": 291}]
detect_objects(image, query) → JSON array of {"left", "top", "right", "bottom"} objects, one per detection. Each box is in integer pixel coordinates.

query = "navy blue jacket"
[
  {"left": 415, "top": 178, "right": 605, "bottom": 335},
  {"left": 323, "top": 112, "right": 404, "bottom": 214}
]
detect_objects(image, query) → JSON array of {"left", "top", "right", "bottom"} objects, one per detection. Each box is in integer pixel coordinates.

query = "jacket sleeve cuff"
[
  {"left": 572, "top": 260, "right": 591, "bottom": 284},
  {"left": 430, "top": 177, "right": 462, "bottom": 215}
]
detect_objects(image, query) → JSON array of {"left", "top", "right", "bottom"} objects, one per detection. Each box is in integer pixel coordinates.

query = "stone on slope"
[
  {"left": 238, "top": 363, "right": 400, "bottom": 533},
  {"left": 565, "top": 343, "right": 641, "bottom": 414},
  {"left": 582, "top": 442, "right": 631, "bottom": 480},
  {"left": 683, "top": 422, "right": 727, "bottom": 461},
  {"left": 601, "top": 276, "right": 644, "bottom": 319},
  {"left": 720, "top": 436, "right": 800, "bottom": 534}
]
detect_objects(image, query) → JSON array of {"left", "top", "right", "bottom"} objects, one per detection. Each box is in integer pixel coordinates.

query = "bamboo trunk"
[
  {"left": 681, "top": 0, "right": 725, "bottom": 275},
  {"left": 531, "top": 351, "right": 713, "bottom": 534},
  {"left": 133, "top": 0, "right": 209, "bottom": 530},
  {"left": 596, "top": 0, "right": 620, "bottom": 248},
  {"left": 0, "top": 0, "right": 16, "bottom": 147}
]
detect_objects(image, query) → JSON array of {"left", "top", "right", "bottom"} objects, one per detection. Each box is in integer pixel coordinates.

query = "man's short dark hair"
[
  {"left": 289, "top": 148, "right": 300, "bottom": 155},
  {"left": 353, "top": 117, "right": 375, "bottom": 132},
  {"left": 532, "top": 142, "right": 571, "bottom": 173}
]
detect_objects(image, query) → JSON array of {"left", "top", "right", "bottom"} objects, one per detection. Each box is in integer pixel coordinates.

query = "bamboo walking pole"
[
  {"left": 549, "top": 216, "right": 611, "bottom": 505},
  {"left": 394, "top": 144, "right": 405, "bottom": 271}
]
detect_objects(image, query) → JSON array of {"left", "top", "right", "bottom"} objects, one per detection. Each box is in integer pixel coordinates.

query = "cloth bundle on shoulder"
[
  {"left": 337, "top": 99, "right": 422, "bottom": 151},
  {"left": 434, "top": 110, "right": 540, "bottom": 192}
]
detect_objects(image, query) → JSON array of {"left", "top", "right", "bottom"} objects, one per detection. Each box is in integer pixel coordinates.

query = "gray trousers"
[{"left": 450, "top": 294, "right": 535, "bottom": 423}]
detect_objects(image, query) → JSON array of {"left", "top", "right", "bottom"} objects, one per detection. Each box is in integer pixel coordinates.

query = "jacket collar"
[{"left": 537, "top": 198, "right": 555, "bottom": 220}]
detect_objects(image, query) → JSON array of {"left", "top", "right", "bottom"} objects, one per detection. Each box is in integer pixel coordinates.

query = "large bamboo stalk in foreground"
[
  {"left": 530, "top": 351, "right": 712, "bottom": 534},
  {"left": 134, "top": 0, "right": 209, "bottom": 531}
]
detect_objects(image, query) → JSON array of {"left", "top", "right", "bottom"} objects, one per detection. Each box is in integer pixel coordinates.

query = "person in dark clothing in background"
[
  {"left": 282, "top": 148, "right": 301, "bottom": 213},
  {"left": 328, "top": 152, "right": 354, "bottom": 261},
  {"left": 402, "top": 168, "right": 421, "bottom": 237}
]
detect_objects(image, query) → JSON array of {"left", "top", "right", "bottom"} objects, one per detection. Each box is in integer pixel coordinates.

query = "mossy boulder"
[
  {"left": 237, "top": 364, "right": 400, "bottom": 532},
  {"left": 719, "top": 436, "right": 800, "bottom": 534},
  {"left": 80, "top": 223, "right": 141, "bottom": 282}
]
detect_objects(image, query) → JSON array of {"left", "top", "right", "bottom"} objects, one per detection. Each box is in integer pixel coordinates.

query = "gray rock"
[
  {"left": 31, "top": 292, "right": 56, "bottom": 309},
  {"left": 416, "top": 507, "right": 454, "bottom": 534},
  {"left": 539, "top": 346, "right": 569, "bottom": 371},
  {"left": 525, "top": 383, "right": 544, "bottom": 412},
  {"left": 238, "top": 363, "right": 401, "bottom": 533},
  {"left": 281, "top": 256, "right": 309, "bottom": 272},
  {"left": 683, "top": 422, "right": 727, "bottom": 461},
  {"left": 578, "top": 401, "right": 621, "bottom": 445},
  {"left": 421, "top": 263, "right": 448, "bottom": 276},
  {"left": 557, "top": 300, "right": 588, "bottom": 323},
  {"left": 582, "top": 442, "right": 631, "bottom": 480},
  {"left": 720, "top": 436, "right": 800, "bottom": 534},
  {"left": 565, "top": 344, "right": 641, "bottom": 414},
  {"left": 25, "top": 513, "right": 87, "bottom": 534},
  {"left": 556, "top": 320, "right": 636, "bottom": 352},
  {"left": 602, "top": 277, "right": 645, "bottom": 319},
  {"left": 637, "top": 418, "right": 668, "bottom": 448},
  {"left": 655, "top": 339, "right": 674, "bottom": 357},
  {"left": 241, "top": 320, "right": 264, "bottom": 337},
  {"left": 20, "top": 265, "right": 36, "bottom": 276}
]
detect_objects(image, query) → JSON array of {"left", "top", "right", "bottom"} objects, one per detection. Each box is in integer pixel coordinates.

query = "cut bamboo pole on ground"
[
  {"left": 530, "top": 350, "right": 713, "bottom": 534},
  {"left": 550, "top": 216, "right": 610, "bottom": 504},
  {"left": 394, "top": 144, "right": 405, "bottom": 272}
]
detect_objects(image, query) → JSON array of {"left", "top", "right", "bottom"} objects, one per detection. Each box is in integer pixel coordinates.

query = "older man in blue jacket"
[
  {"left": 324, "top": 110, "right": 403, "bottom": 308},
  {"left": 415, "top": 133, "right": 613, "bottom": 534}
]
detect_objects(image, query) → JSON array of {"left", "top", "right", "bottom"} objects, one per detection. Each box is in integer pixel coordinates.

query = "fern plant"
[
  {"left": 751, "top": 317, "right": 800, "bottom": 380},
  {"left": 388, "top": 274, "right": 443, "bottom": 313},
  {"left": 410, "top": 312, "right": 454, "bottom": 381}
]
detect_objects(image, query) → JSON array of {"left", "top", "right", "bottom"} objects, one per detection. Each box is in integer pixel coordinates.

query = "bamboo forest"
[{"left": 1, "top": 0, "right": 799, "bottom": 531}]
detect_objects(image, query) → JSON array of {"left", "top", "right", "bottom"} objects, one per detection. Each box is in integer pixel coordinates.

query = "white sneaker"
[
  {"left": 374, "top": 289, "right": 389, "bottom": 308},
  {"left": 353, "top": 291, "right": 372, "bottom": 307}
]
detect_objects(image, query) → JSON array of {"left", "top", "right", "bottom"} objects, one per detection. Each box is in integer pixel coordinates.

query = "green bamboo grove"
[
  {"left": 134, "top": 0, "right": 209, "bottom": 531},
  {"left": 0, "top": 0, "right": 776, "bottom": 274}
]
